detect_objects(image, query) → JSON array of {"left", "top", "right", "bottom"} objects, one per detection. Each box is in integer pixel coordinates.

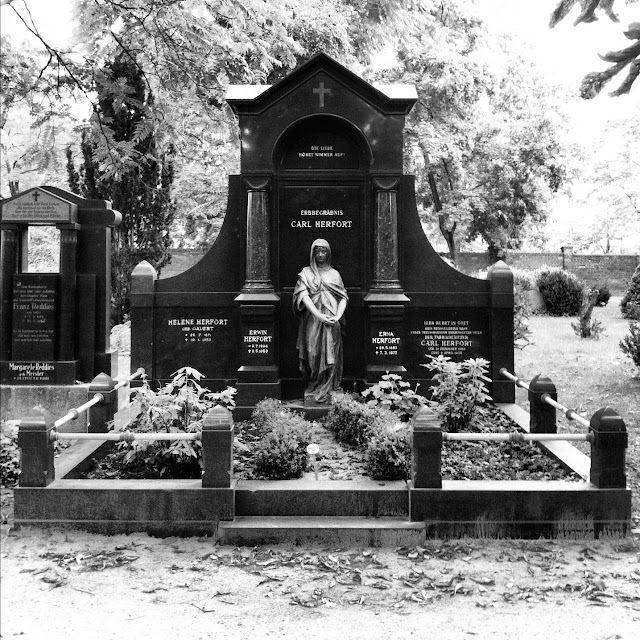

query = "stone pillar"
[
  {"left": 88, "top": 373, "right": 118, "bottom": 433},
  {"left": 365, "top": 177, "right": 408, "bottom": 382},
  {"left": 131, "top": 261, "right": 157, "bottom": 384},
  {"left": 201, "top": 406, "right": 234, "bottom": 488},
  {"left": 487, "top": 260, "right": 515, "bottom": 403},
  {"left": 243, "top": 177, "right": 273, "bottom": 291},
  {"left": 528, "top": 374, "right": 557, "bottom": 434},
  {"left": 17, "top": 408, "right": 55, "bottom": 487},
  {"left": 235, "top": 177, "right": 280, "bottom": 409},
  {"left": 589, "top": 407, "right": 627, "bottom": 489},
  {"left": 57, "top": 225, "right": 79, "bottom": 362},
  {"left": 411, "top": 406, "right": 442, "bottom": 489},
  {"left": 561, "top": 245, "right": 573, "bottom": 271},
  {"left": 0, "top": 226, "right": 20, "bottom": 361},
  {"left": 371, "top": 177, "right": 402, "bottom": 291}
]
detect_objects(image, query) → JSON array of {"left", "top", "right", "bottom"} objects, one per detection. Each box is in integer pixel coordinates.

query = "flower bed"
[{"left": 80, "top": 403, "right": 579, "bottom": 482}]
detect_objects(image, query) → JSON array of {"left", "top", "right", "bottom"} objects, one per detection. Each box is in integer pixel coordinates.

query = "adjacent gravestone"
[
  {"left": 0, "top": 187, "right": 120, "bottom": 389},
  {"left": 131, "top": 53, "right": 514, "bottom": 415}
]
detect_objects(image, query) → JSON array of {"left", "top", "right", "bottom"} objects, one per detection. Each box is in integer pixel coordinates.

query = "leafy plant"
[
  {"left": 106, "top": 367, "right": 235, "bottom": 479},
  {"left": 422, "top": 356, "right": 491, "bottom": 432},
  {"left": 365, "top": 427, "right": 411, "bottom": 481},
  {"left": 361, "top": 373, "right": 427, "bottom": 422},
  {"left": 620, "top": 264, "right": 640, "bottom": 320},
  {"left": 535, "top": 266, "right": 585, "bottom": 316},
  {"left": 620, "top": 322, "right": 640, "bottom": 370},
  {"left": 0, "top": 421, "right": 20, "bottom": 487},
  {"left": 324, "top": 393, "right": 395, "bottom": 449}
]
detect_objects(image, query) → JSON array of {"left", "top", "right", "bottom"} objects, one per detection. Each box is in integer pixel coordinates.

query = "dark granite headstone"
[
  {"left": 11, "top": 273, "right": 57, "bottom": 361},
  {"left": 1, "top": 186, "right": 121, "bottom": 387},
  {"left": 130, "top": 53, "right": 515, "bottom": 413}
]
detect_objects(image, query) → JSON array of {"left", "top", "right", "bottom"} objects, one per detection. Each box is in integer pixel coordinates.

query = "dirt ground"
[{"left": 2, "top": 514, "right": 639, "bottom": 639}]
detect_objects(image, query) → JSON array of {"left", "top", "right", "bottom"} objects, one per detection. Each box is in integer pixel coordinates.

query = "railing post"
[
  {"left": 18, "top": 408, "right": 55, "bottom": 487},
  {"left": 411, "top": 406, "right": 442, "bottom": 488},
  {"left": 88, "top": 373, "right": 118, "bottom": 433},
  {"left": 589, "top": 408, "right": 627, "bottom": 488},
  {"left": 201, "top": 406, "right": 234, "bottom": 488},
  {"left": 528, "top": 374, "right": 557, "bottom": 434}
]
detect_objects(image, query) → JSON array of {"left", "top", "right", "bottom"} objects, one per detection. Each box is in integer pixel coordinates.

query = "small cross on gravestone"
[{"left": 313, "top": 81, "right": 331, "bottom": 108}]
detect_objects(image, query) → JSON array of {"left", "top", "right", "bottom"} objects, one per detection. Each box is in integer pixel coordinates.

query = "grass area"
[{"left": 514, "top": 296, "right": 639, "bottom": 523}]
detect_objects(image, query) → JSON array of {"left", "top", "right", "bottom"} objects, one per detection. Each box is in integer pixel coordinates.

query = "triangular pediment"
[
  {"left": 0, "top": 187, "right": 77, "bottom": 224},
  {"left": 227, "top": 52, "right": 416, "bottom": 116}
]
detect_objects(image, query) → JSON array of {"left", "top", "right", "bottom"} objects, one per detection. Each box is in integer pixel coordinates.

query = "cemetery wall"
[{"left": 164, "top": 249, "right": 639, "bottom": 293}]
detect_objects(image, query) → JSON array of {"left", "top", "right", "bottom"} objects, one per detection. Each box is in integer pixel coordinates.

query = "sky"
[{"left": 2, "top": 0, "right": 639, "bottom": 251}]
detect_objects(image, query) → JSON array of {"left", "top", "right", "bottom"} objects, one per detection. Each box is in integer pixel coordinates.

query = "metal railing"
[
  {"left": 52, "top": 368, "right": 145, "bottom": 430},
  {"left": 500, "top": 367, "right": 590, "bottom": 429}
]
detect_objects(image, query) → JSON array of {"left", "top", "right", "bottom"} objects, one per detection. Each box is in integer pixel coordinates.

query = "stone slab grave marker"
[
  {"left": 131, "top": 53, "right": 514, "bottom": 416},
  {"left": 1, "top": 186, "right": 120, "bottom": 388}
]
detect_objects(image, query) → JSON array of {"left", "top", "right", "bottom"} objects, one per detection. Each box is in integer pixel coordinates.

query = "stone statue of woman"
[{"left": 292, "top": 239, "right": 348, "bottom": 403}]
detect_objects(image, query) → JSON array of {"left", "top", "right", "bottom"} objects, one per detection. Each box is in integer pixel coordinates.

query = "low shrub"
[
  {"left": 535, "top": 266, "right": 585, "bottom": 316},
  {"left": 571, "top": 288, "right": 606, "bottom": 339},
  {"left": 620, "top": 322, "right": 640, "bottom": 370},
  {"left": 361, "top": 373, "right": 426, "bottom": 422},
  {"left": 595, "top": 283, "right": 611, "bottom": 307},
  {"left": 324, "top": 393, "right": 395, "bottom": 449},
  {"left": 250, "top": 400, "right": 311, "bottom": 479},
  {"left": 422, "top": 356, "right": 491, "bottom": 432},
  {"left": 365, "top": 427, "right": 411, "bottom": 481},
  {"left": 620, "top": 264, "right": 640, "bottom": 320},
  {"left": 0, "top": 421, "right": 20, "bottom": 487}
]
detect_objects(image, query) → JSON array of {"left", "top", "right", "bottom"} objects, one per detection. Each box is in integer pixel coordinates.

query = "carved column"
[
  {"left": 243, "top": 177, "right": 273, "bottom": 292},
  {"left": 57, "top": 224, "right": 80, "bottom": 364},
  {"left": 371, "top": 177, "right": 402, "bottom": 291},
  {"left": 235, "top": 177, "right": 280, "bottom": 413},
  {"left": 364, "top": 176, "right": 408, "bottom": 382}
]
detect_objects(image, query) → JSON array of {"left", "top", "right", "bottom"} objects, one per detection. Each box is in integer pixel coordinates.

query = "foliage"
[
  {"left": 66, "top": 53, "right": 176, "bottom": 325},
  {"left": 374, "top": 2, "right": 567, "bottom": 263},
  {"left": 550, "top": 0, "right": 640, "bottom": 98},
  {"left": 324, "top": 393, "right": 396, "bottom": 448},
  {"left": 0, "top": 35, "right": 76, "bottom": 198},
  {"left": 361, "top": 373, "right": 427, "bottom": 422},
  {"left": 620, "top": 264, "right": 640, "bottom": 319},
  {"left": 513, "top": 270, "right": 534, "bottom": 349},
  {"left": 422, "top": 356, "right": 491, "bottom": 432},
  {"left": 249, "top": 400, "right": 312, "bottom": 480},
  {"left": 571, "top": 288, "right": 606, "bottom": 339},
  {"left": 0, "top": 421, "right": 20, "bottom": 487},
  {"left": 365, "top": 427, "right": 411, "bottom": 481},
  {"left": 98, "top": 367, "right": 235, "bottom": 479},
  {"left": 535, "top": 266, "right": 585, "bottom": 316},
  {"left": 619, "top": 321, "right": 640, "bottom": 369}
]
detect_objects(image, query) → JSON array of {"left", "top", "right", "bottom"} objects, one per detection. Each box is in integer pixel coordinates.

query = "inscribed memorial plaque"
[
  {"left": 155, "top": 309, "right": 239, "bottom": 380},
  {"left": 405, "top": 308, "right": 491, "bottom": 376},
  {"left": 278, "top": 184, "right": 363, "bottom": 288},
  {"left": 11, "top": 274, "right": 57, "bottom": 361},
  {"left": 1, "top": 188, "right": 73, "bottom": 223}
]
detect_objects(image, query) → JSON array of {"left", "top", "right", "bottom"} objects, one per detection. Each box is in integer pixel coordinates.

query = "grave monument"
[
  {"left": 0, "top": 187, "right": 120, "bottom": 424},
  {"left": 131, "top": 53, "right": 514, "bottom": 415}
]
